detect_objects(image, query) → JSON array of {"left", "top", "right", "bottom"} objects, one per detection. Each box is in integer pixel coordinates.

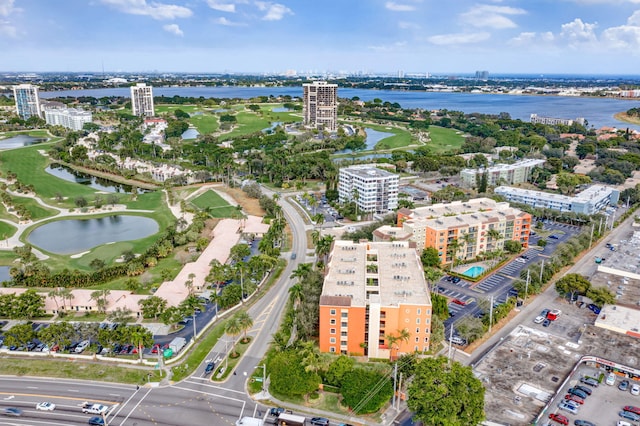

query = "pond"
[
  {"left": 28, "top": 215, "right": 159, "bottom": 254},
  {"left": 262, "top": 121, "right": 282, "bottom": 133},
  {"left": 271, "top": 107, "right": 290, "bottom": 112},
  {"left": 182, "top": 128, "right": 200, "bottom": 139},
  {"left": 0, "top": 266, "right": 10, "bottom": 282},
  {"left": 0, "top": 135, "right": 47, "bottom": 149},
  {"left": 45, "top": 163, "right": 136, "bottom": 193},
  {"left": 334, "top": 127, "right": 394, "bottom": 155}
]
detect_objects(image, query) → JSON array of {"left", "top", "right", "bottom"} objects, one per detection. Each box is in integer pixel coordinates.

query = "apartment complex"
[
  {"left": 318, "top": 240, "right": 432, "bottom": 359},
  {"left": 494, "top": 185, "right": 620, "bottom": 215},
  {"left": 130, "top": 83, "right": 155, "bottom": 117},
  {"left": 530, "top": 113, "right": 586, "bottom": 127},
  {"left": 302, "top": 81, "right": 337, "bottom": 131},
  {"left": 396, "top": 198, "right": 531, "bottom": 265},
  {"left": 338, "top": 165, "right": 399, "bottom": 214},
  {"left": 460, "top": 158, "right": 545, "bottom": 188},
  {"left": 13, "top": 84, "right": 42, "bottom": 120},
  {"left": 43, "top": 107, "right": 92, "bottom": 131}
]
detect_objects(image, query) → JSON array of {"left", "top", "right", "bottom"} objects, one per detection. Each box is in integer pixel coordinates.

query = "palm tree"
[
  {"left": 386, "top": 328, "right": 411, "bottom": 360},
  {"left": 446, "top": 238, "right": 461, "bottom": 270},
  {"left": 486, "top": 228, "right": 502, "bottom": 251},
  {"left": 424, "top": 268, "right": 444, "bottom": 293},
  {"left": 184, "top": 272, "right": 196, "bottom": 296},
  {"left": 90, "top": 289, "right": 111, "bottom": 314},
  {"left": 311, "top": 213, "right": 324, "bottom": 230},
  {"left": 60, "top": 288, "right": 73, "bottom": 313},
  {"left": 225, "top": 316, "right": 243, "bottom": 357},
  {"left": 47, "top": 288, "right": 61, "bottom": 313},
  {"left": 235, "top": 311, "right": 253, "bottom": 343},
  {"left": 288, "top": 283, "right": 304, "bottom": 310},
  {"left": 290, "top": 262, "right": 312, "bottom": 282}
]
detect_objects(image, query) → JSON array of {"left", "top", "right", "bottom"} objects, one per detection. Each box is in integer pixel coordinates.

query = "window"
[
  {"left": 424, "top": 337, "right": 429, "bottom": 343},
  {"left": 330, "top": 337, "right": 336, "bottom": 343},
  {"left": 341, "top": 340, "right": 347, "bottom": 346},
  {"left": 330, "top": 328, "right": 336, "bottom": 334},
  {"left": 330, "top": 347, "right": 335, "bottom": 353},
  {"left": 416, "top": 327, "right": 420, "bottom": 333},
  {"left": 341, "top": 331, "right": 347, "bottom": 337},
  {"left": 417, "top": 308, "right": 421, "bottom": 315},
  {"left": 341, "top": 312, "right": 348, "bottom": 318},
  {"left": 415, "top": 337, "right": 419, "bottom": 342},
  {"left": 330, "top": 309, "right": 336, "bottom": 315},
  {"left": 330, "top": 319, "right": 336, "bottom": 325},
  {"left": 416, "top": 318, "right": 420, "bottom": 324},
  {"left": 341, "top": 322, "right": 348, "bottom": 327}
]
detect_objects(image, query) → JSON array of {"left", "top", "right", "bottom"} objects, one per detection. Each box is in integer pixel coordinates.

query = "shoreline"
[{"left": 613, "top": 112, "right": 640, "bottom": 126}]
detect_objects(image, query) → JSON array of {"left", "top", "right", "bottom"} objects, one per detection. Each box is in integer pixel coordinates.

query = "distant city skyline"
[{"left": 1, "top": 0, "right": 640, "bottom": 74}]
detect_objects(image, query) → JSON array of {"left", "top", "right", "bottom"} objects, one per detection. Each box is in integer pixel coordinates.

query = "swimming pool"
[{"left": 462, "top": 265, "right": 485, "bottom": 278}]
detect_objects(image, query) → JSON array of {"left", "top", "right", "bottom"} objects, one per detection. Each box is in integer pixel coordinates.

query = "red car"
[
  {"left": 151, "top": 344, "right": 160, "bottom": 354},
  {"left": 564, "top": 394, "right": 584, "bottom": 405},
  {"left": 624, "top": 406, "right": 640, "bottom": 415},
  {"left": 549, "top": 413, "right": 569, "bottom": 425},
  {"left": 452, "top": 299, "right": 466, "bottom": 306}
]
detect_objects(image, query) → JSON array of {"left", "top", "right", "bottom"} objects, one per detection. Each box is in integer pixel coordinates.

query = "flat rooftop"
[
  {"left": 595, "top": 304, "right": 640, "bottom": 337},
  {"left": 407, "top": 197, "right": 506, "bottom": 219},
  {"left": 322, "top": 240, "right": 430, "bottom": 308},
  {"left": 340, "top": 165, "right": 398, "bottom": 179}
]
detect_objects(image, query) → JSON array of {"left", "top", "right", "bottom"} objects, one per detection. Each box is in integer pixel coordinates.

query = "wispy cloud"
[
  {"left": 207, "top": 1, "right": 237, "bottom": 13},
  {"left": 385, "top": 2, "right": 416, "bottom": 12},
  {"left": 255, "top": 1, "right": 293, "bottom": 21},
  {"left": 0, "top": 0, "right": 18, "bottom": 38},
  {"left": 214, "top": 16, "right": 247, "bottom": 26},
  {"left": 398, "top": 21, "right": 420, "bottom": 30},
  {"left": 367, "top": 41, "right": 407, "bottom": 51},
  {"left": 100, "top": 0, "right": 192, "bottom": 20},
  {"left": 0, "top": 0, "right": 18, "bottom": 17},
  {"left": 163, "top": 23, "right": 183, "bottom": 36},
  {"left": 427, "top": 32, "right": 491, "bottom": 45},
  {"left": 460, "top": 5, "right": 526, "bottom": 29}
]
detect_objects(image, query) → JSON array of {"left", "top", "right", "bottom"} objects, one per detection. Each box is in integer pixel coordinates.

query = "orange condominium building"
[
  {"left": 396, "top": 198, "right": 531, "bottom": 265},
  {"left": 319, "top": 240, "right": 432, "bottom": 359}
]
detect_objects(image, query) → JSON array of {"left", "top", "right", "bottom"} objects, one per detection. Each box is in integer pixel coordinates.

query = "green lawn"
[
  {"left": 191, "top": 190, "right": 238, "bottom": 218},
  {"left": 189, "top": 113, "right": 219, "bottom": 134},
  {"left": 427, "top": 126, "right": 465, "bottom": 154},
  {"left": 363, "top": 124, "right": 413, "bottom": 149},
  {"left": 259, "top": 103, "right": 302, "bottom": 124},
  {"left": 155, "top": 105, "right": 200, "bottom": 114},
  {"left": 10, "top": 195, "right": 59, "bottom": 220},
  {"left": 0, "top": 221, "right": 17, "bottom": 239},
  {"left": 219, "top": 112, "right": 271, "bottom": 140}
]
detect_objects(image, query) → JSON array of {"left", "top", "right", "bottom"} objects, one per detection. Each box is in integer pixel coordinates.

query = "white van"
[
  {"left": 82, "top": 404, "right": 108, "bottom": 414},
  {"left": 235, "top": 417, "right": 264, "bottom": 426},
  {"left": 75, "top": 340, "right": 90, "bottom": 354}
]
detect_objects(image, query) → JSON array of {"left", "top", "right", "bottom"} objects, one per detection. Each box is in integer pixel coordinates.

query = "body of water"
[
  {"left": 262, "top": 121, "right": 282, "bottom": 133},
  {"left": 0, "top": 266, "right": 10, "bottom": 282},
  {"left": 28, "top": 215, "right": 159, "bottom": 254},
  {"left": 181, "top": 128, "right": 200, "bottom": 139},
  {"left": 272, "top": 107, "right": 290, "bottom": 112},
  {"left": 463, "top": 265, "right": 485, "bottom": 278},
  {"left": 0, "top": 135, "right": 47, "bottom": 149},
  {"left": 38, "top": 86, "right": 640, "bottom": 130},
  {"left": 45, "top": 163, "right": 135, "bottom": 193},
  {"left": 334, "top": 127, "right": 395, "bottom": 156}
]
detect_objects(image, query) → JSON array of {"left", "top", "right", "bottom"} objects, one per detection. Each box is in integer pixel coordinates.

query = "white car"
[
  {"left": 534, "top": 316, "right": 545, "bottom": 324},
  {"left": 618, "top": 421, "right": 632, "bottom": 426},
  {"left": 514, "top": 258, "right": 526, "bottom": 263},
  {"left": 631, "top": 383, "right": 640, "bottom": 396},
  {"left": 606, "top": 372, "right": 616, "bottom": 385},
  {"left": 35, "top": 402, "right": 55, "bottom": 411}
]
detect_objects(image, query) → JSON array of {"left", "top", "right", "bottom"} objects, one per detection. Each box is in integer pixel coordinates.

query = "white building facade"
[
  {"left": 303, "top": 81, "right": 337, "bottom": 131},
  {"left": 43, "top": 107, "right": 92, "bottom": 130},
  {"left": 338, "top": 165, "right": 399, "bottom": 214},
  {"left": 13, "top": 84, "right": 41, "bottom": 120},
  {"left": 495, "top": 185, "right": 620, "bottom": 215},
  {"left": 460, "top": 158, "right": 545, "bottom": 188},
  {"left": 130, "top": 83, "right": 155, "bottom": 117}
]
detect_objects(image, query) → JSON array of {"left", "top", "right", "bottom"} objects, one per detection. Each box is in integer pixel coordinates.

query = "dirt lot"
[{"left": 474, "top": 300, "right": 640, "bottom": 425}]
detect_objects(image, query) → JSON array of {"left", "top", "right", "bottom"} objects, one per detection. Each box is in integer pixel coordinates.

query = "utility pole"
[
  {"left": 192, "top": 310, "right": 197, "bottom": 341},
  {"left": 525, "top": 269, "right": 530, "bottom": 302},
  {"left": 598, "top": 217, "right": 603, "bottom": 235},
  {"left": 539, "top": 259, "right": 544, "bottom": 283},
  {"left": 392, "top": 362, "right": 398, "bottom": 409},
  {"left": 447, "top": 326, "right": 454, "bottom": 365},
  {"left": 396, "top": 372, "right": 403, "bottom": 410},
  {"left": 489, "top": 295, "right": 494, "bottom": 333},
  {"left": 589, "top": 223, "right": 595, "bottom": 248}
]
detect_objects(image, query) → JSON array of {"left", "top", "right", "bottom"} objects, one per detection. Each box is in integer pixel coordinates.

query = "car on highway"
[
  {"left": 88, "top": 417, "right": 105, "bottom": 425},
  {"left": 2, "top": 408, "right": 22, "bottom": 417},
  {"left": 534, "top": 316, "right": 545, "bottom": 324},
  {"left": 36, "top": 402, "right": 56, "bottom": 411},
  {"left": 574, "top": 420, "right": 595, "bottom": 426},
  {"left": 548, "top": 413, "right": 569, "bottom": 425},
  {"left": 204, "top": 362, "right": 215, "bottom": 375},
  {"left": 290, "top": 253, "right": 297, "bottom": 260},
  {"left": 619, "top": 379, "right": 630, "bottom": 391},
  {"left": 310, "top": 418, "right": 330, "bottom": 426},
  {"left": 631, "top": 383, "right": 640, "bottom": 396},
  {"left": 269, "top": 407, "right": 285, "bottom": 416},
  {"left": 619, "top": 410, "right": 640, "bottom": 422}
]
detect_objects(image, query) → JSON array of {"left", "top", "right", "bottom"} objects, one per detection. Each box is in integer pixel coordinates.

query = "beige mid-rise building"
[
  {"left": 130, "top": 83, "right": 155, "bottom": 117},
  {"left": 303, "top": 81, "right": 337, "bottom": 131}
]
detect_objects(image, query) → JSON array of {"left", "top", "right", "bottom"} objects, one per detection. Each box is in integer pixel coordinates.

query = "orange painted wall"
[{"left": 319, "top": 304, "right": 367, "bottom": 355}]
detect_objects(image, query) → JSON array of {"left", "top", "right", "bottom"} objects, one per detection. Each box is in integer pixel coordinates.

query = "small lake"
[
  {"left": 182, "top": 128, "right": 200, "bottom": 139},
  {"left": 334, "top": 127, "right": 395, "bottom": 155},
  {"left": 262, "top": 121, "right": 282, "bottom": 133},
  {"left": 272, "top": 107, "right": 290, "bottom": 112},
  {"left": 0, "top": 135, "right": 47, "bottom": 149},
  {"left": 45, "top": 163, "right": 136, "bottom": 193},
  {"left": 28, "top": 215, "right": 159, "bottom": 254},
  {"left": 0, "top": 266, "right": 10, "bottom": 282}
]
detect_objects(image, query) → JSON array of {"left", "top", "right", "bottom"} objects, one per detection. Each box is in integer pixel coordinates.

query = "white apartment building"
[
  {"left": 130, "top": 83, "right": 155, "bottom": 117},
  {"left": 338, "top": 165, "right": 399, "bottom": 214},
  {"left": 495, "top": 185, "right": 620, "bottom": 215},
  {"left": 460, "top": 158, "right": 545, "bottom": 188},
  {"left": 13, "top": 84, "right": 41, "bottom": 120},
  {"left": 303, "top": 81, "right": 337, "bottom": 131},
  {"left": 530, "top": 114, "right": 586, "bottom": 126},
  {"left": 43, "top": 107, "right": 92, "bottom": 131}
]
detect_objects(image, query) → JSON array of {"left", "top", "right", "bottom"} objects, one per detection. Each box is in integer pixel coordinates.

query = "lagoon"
[
  {"left": 28, "top": 215, "right": 159, "bottom": 254},
  {"left": 0, "top": 135, "right": 47, "bottom": 149},
  {"left": 45, "top": 163, "right": 136, "bottom": 193}
]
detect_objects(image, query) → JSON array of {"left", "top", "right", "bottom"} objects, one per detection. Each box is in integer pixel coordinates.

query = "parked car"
[
  {"left": 310, "top": 418, "right": 330, "bottom": 426},
  {"left": 35, "top": 402, "right": 56, "bottom": 411},
  {"left": 575, "top": 385, "right": 592, "bottom": 396},
  {"left": 619, "top": 380, "right": 630, "bottom": 391},
  {"left": 549, "top": 235, "right": 559, "bottom": 239},
  {"left": 542, "top": 319, "right": 551, "bottom": 327},
  {"left": 451, "top": 276, "right": 461, "bottom": 284},
  {"left": 452, "top": 298, "right": 466, "bottom": 306},
  {"left": 448, "top": 336, "right": 466, "bottom": 346},
  {"left": 619, "top": 411, "right": 640, "bottom": 422},
  {"left": 631, "top": 383, "right": 640, "bottom": 396},
  {"left": 579, "top": 377, "right": 599, "bottom": 387},
  {"left": 520, "top": 255, "right": 530, "bottom": 260},
  {"left": 564, "top": 394, "right": 584, "bottom": 405},
  {"left": 548, "top": 413, "right": 569, "bottom": 425},
  {"left": 88, "top": 417, "right": 105, "bottom": 425},
  {"left": 623, "top": 406, "right": 640, "bottom": 415},
  {"left": 269, "top": 407, "right": 285, "bottom": 416},
  {"left": 534, "top": 316, "right": 545, "bottom": 324},
  {"left": 515, "top": 257, "right": 526, "bottom": 263},
  {"left": 558, "top": 402, "right": 579, "bottom": 414},
  {"left": 606, "top": 372, "right": 616, "bottom": 385},
  {"left": 567, "top": 388, "right": 588, "bottom": 399},
  {"left": 617, "top": 421, "right": 633, "bottom": 426},
  {"left": 574, "top": 420, "right": 596, "bottom": 426}
]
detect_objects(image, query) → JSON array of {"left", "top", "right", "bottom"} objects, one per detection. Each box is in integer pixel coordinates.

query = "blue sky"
[{"left": 1, "top": 0, "right": 640, "bottom": 74}]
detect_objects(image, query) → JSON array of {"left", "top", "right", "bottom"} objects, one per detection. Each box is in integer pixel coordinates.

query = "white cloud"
[
  {"left": 0, "top": 19, "right": 17, "bottom": 38},
  {"left": 385, "top": 2, "right": 415, "bottom": 12},
  {"left": 600, "top": 12, "right": 640, "bottom": 50},
  {"left": 0, "top": 0, "right": 17, "bottom": 17},
  {"left": 214, "top": 16, "right": 247, "bottom": 26},
  {"left": 398, "top": 21, "right": 420, "bottom": 30},
  {"left": 427, "top": 32, "right": 491, "bottom": 45},
  {"left": 367, "top": 41, "right": 407, "bottom": 51},
  {"left": 100, "top": 0, "right": 192, "bottom": 20},
  {"left": 460, "top": 5, "right": 526, "bottom": 29},
  {"left": 207, "top": 1, "right": 236, "bottom": 13},
  {"left": 255, "top": 2, "right": 293, "bottom": 21},
  {"left": 163, "top": 23, "right": 183, "bottom": 36},
  {"left": 509, "top": 31, "right": 555, "bottom": 46},
  {"left": 559, "top": 18, "right": 598, "bottom": 45}
]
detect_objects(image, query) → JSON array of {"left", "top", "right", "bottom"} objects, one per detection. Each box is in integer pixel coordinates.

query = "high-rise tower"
[
  {"left": 13, "top": 84, "right": 41, "bottom": 120},
  {"left": 130, "top": 83, "right": 155, "bottom": 117},
  {"left": 303, "top": 81, "right": 337, "bottom": 132}
]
